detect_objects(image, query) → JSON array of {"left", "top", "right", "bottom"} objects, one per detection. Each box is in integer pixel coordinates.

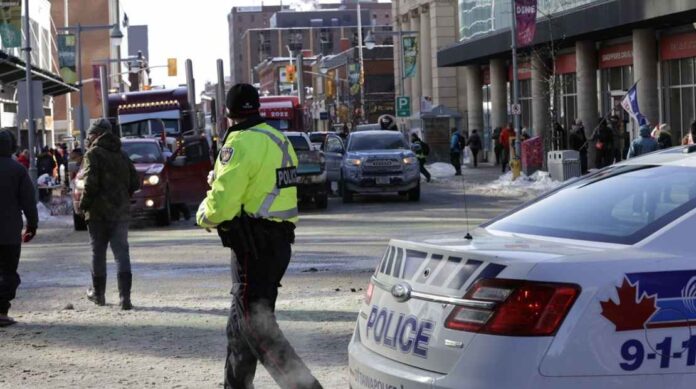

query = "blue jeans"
[{"left": 88, "top": 221, "right": 131, "bottom": 277}]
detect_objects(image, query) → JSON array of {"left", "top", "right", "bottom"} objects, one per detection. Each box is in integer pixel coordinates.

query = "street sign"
[
  {"left": 511, "top": 103, "right": 522, "bottom": 115},
  {"left": 17, "top": 80, "right": 44, "bottom": 123},
  {"left": 396, "top": 96, "right": 411, "bottom": 117}
]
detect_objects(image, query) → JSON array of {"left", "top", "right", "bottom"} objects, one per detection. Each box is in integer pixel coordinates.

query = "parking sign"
[{"left": 396, "top": 96, "right": 411, "bottom": 117}]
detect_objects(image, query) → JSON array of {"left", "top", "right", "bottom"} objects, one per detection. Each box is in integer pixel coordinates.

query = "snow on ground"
[
  {"left": 467, "top": 171, "right": 562, "bottom": 198},
  {"left": 36, "top": 202, "right": 73, "bottom": 228},
  {"left": 427, "top": 162, "right": 457, "bottom": 179}
]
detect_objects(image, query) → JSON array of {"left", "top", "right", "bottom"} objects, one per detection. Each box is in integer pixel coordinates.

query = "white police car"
[{"left": 349, "top": 146, "right": 696, "bottom": 388}]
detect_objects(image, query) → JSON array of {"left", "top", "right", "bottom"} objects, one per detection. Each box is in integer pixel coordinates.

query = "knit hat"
[
  {"left": 88, "top": 118, "right": 112, "bottom": 135},
  {"left": 226, "top": 84, "right": 260, "bottom": 119}
]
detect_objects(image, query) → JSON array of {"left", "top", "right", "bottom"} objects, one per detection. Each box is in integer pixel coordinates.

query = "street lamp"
[
  {"left": 58, "top": 23, "right": 125, "bottom": 150},
  {"left": 364, "top": 31, "right": 376, "bottom": 50}
]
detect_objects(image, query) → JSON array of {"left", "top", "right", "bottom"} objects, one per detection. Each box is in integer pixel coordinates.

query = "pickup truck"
[
  {"left": 286, "top": 132, "right": 329, "bottom": 209},
  {"left": 324, "top": 130, "right": 420, "bottom": 203}
]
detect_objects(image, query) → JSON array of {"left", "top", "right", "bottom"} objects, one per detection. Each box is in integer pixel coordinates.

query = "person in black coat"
[
  {"left": 569, "top": 119, "right": 588, "bottom": 174},
  {"left": 467, "top": 129, "right": 482, "bottom": 168},
  {"left": 0, "top": 129, "right": 38, "bottom": 327}
]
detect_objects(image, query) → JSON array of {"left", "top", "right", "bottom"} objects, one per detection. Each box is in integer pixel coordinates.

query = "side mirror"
[{"left": 171, "top": 155, "right": 186, "bottom": 167}]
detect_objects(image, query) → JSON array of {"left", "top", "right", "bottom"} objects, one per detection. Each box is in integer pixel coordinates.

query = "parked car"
[
  {"left": 327, "top": 130, "right": 420, "bottom": 203},
  {"left": 73, "top": 138, "right": 191, "bottom": 230},
  {"left": 353, "top": 123, "right": 382, "bottom": 132},
  {"left": 349, "top": 146, "right": 696, "bottom": 389},
  {"left": 286, "top": 132, "right": 328, "bottom": 209},
  {"left": 308, "top": 131, "right": 336, "bottom": 151}
]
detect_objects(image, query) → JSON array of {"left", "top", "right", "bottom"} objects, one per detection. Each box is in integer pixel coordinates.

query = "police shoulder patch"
[{"left": 219, "top": 147, "right": 234, "bottom": 165}]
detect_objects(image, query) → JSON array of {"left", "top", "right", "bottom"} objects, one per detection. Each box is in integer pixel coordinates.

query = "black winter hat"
[
  {"left": 226, "top": 83, "right": 260, "bottom": 119},
  {"left": 0, "top": 129, "right": 17, "bottom": 157},
  {"left": 88, "top": 118, "right": 112, "bottom": 135}
]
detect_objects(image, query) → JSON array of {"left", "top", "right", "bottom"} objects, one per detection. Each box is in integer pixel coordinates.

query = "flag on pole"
[{"left": 621, "top": 82, "right": 647, "bottom": 126}]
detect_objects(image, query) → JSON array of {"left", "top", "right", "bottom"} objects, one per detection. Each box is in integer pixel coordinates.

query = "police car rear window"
[
  {"left": 485, "top": 165, "right": 696, "bottom": 244},
  {"left": 287, "top": 135, "right": 310, "bottom": 151}
]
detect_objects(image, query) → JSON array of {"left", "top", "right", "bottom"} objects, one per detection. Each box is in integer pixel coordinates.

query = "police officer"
[{"left": 197, "top": 84, "right": 322, "bottom": 389}]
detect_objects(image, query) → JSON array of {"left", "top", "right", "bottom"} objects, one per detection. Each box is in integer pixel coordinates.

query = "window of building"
[
  {"left": 559, "top": 73, "right": 577, "bottom": 133},
  {"left": 663, "top": 57, "right": 696, "bottom": 140},
  {"left": 519, "top": 79, "right": 533, "bottom": 131}
]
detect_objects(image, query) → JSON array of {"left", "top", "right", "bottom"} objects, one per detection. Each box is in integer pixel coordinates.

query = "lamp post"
[
  {"left": 356, "top": 2, "right": 366, "bottom": 122},
  {"left": 23, "top": 0, "right": 37, "bottom": 197},
  {"left": 288, "top": 32, "right": 305, "bottom": 105},
  {"left": 58, "top": 22, "right": 124, "bottom": 151}
]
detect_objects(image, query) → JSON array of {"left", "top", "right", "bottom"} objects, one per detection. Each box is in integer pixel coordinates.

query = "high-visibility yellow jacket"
[{"left": 196, "top": 121, "right": 298, "bottom": 228}]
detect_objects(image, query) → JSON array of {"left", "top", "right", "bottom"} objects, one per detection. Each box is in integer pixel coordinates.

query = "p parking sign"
[{"left": 396, "top": 96, "right": 411, "bottom": 117}]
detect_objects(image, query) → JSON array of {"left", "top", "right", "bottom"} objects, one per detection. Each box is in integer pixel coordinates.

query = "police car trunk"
[{"left": 352, "top": 231, "right": 590, "bottom": 376}]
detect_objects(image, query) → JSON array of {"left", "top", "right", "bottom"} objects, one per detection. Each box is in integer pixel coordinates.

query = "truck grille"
[{"left": 363, "top": 158, "right": 402, "bottom": 173}]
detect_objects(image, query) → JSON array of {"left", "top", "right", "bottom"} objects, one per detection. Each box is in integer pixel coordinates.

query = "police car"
[{"left": 349, "top": 146, "right": 696, "bottom": 389}]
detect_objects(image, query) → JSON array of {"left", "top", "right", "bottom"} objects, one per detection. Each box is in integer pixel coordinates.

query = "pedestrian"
[
  {"left": 592, "top": 119, "right": 614, "bottom": 168},
  {"left": 492, "top": 127, "right": 503, "bottom": 166},
  {"left": 450, "top": 128, "right": 465, "bottom": 175},
  {"left": 569, "top": 119, "right": 588, "bottom": 174},
  {"left": 656, "top": 123, "right": 673, "bottom": 150},
  {"left": 553, "top": 122, "right": 566, "bottom": 150},
  {"left": 411, "top": 133, "right": 431, "bottom": 182},
  {"left": 627, "top": 124, "right": 659, "bottom": 158},
  {"left": 467, "top": 129, "right": 482, "bottom": 168},
  {"left": 0, "top": 129, "right": 38, "bottom": 327},
  {"left": 78, "top": 118, "right": 140, "bottom": 310},
  {"left": 17, "top": 149, "right": 30, "bottom": 169},
  {"left": 499, "top": 124, "right": 514, "bottom": 173},
  {"left": 36, "top": 146, "right": 56, "bottom": 178},
  {"left": 196, "top": 84, "right": 322, "bottom": 389},
  {"left": 609, "top": 114, "right": 623, "bottom": 163},
  {"left": 379, "top": 115, "right": 398, "bottom": 131}
]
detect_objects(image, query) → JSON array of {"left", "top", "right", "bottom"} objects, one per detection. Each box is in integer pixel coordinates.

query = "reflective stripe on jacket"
[{"left": 197, "top": 122, "right": 299, "bottom": 228}]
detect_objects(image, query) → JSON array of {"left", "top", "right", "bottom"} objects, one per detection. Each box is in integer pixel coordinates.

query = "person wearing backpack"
[
  {"left": 450, "top": 128, "right": 465, "bottom": 175},
  {"left": 411, "top": 133, "right": 431, "bottom": 182},
  {"left": 467, "top": 129, "right": 482, "bottom": 168}
]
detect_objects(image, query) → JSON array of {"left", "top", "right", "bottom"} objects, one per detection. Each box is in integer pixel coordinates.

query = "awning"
[{"left": 0, "top": 50, "right": 78, "bottom": 96}]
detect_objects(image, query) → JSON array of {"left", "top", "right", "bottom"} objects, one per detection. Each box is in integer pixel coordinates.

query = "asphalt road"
[{"left": 1, "top": 167, "right": 526, "bottom": 388}]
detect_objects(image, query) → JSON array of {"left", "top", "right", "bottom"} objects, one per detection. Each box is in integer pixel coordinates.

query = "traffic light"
[
  {"left": 167, "top": 58, "right": 177, "bottom": 77},
  {"left": 286, "top": 64, "right": 296, "bottom": 83}
]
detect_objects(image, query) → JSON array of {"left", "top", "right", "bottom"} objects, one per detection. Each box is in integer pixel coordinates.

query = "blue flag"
[{"left": 621, "top": 82, "right": 647, "bottom": 126}]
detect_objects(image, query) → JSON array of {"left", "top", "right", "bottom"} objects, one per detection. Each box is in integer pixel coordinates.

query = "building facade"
[{"left": 438, "top": 0, "right": 696, "bottom": 166}]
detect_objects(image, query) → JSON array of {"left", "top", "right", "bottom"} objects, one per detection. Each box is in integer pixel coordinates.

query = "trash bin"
[{"left": 547, "top": 150, "right": 581, "bottom": 181}]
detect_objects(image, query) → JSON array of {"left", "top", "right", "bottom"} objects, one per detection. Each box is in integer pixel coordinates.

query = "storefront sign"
[
  {"left": 349, "top": 63, "right": 360, "bottom": 96},
  {"left": 599, "top": 43, "right": 633, "bottom": 69},
  {"left": 515, "top": 0, "right": 537, "bottom": 47},
  {"left": 402, "top": 36, "right": 418, "bottom": 79},
  {"left": 660, "top": 32, "right": 696, "bottom": 61},
  {"left": 0, "top": 1, "right": 21, "bottom": 48},
  {"left": 555, "top": 53, "right": 576, "bottom": 74},
  {"left": 57, "top": 34, "right": 77, "bottom": 84}
]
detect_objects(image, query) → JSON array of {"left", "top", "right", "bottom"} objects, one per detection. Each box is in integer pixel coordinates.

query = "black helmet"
[{"left": 226, "top": 83, "right": 260, "bottom": 119}]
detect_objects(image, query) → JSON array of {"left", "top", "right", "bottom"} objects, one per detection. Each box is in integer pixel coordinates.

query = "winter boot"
[
  {"left": 0, "top": 303, "right": 15, "bottom": 327},
  {"left": 117, "top": 272, "right": 133, "bottom": 311},
  {"left": 86, "top": 275, "right": 106, "bottom": 306}
]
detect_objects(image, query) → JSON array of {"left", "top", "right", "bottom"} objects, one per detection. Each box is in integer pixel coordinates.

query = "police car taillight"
[
  {"left": 445, "top": 279, "right": 580, "bottom": 336},
  {"left": 365, "top": 281, "right": 374, "bottom": 305}
]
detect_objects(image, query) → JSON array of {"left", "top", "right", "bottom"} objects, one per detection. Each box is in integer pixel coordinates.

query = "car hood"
[
  {"left": 134, "top": 163, "right": 165, "bottom": 174},
  {"left": 398, "top": 227, "right": 626, "bottom": 263}
]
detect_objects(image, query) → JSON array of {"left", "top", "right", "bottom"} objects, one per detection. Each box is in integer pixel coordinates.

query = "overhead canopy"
[{"left": 0, "top": 50, "right": 78, "bottom": 96}]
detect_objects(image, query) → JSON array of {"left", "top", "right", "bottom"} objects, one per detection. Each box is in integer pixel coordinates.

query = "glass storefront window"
[
  {"left": 519, "top": 79, "right": 533, "bottom": 130},
  {"left": 663, "top": 58, "right": 696, "bottom": 140},
  {"left": 459, "top": 0, "right": 611, "bottom": 41}
]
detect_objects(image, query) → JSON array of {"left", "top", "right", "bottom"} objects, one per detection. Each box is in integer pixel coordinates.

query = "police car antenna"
[{"left": 462, "top": 174, "right": 473, "bottom": 240}]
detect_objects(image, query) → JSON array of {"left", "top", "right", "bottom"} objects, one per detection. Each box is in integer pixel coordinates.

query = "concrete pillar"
[
  {"left": 394, "top": 19, "right": 404, "bottom": 97},
  {"left": 576, "top": 40, "right": 599, "bottom": 166},
  {"left": 465, "top": 65, "right": 484, "bottom": 132},
  {"left": 410, "top": 9, "right": 421, "bottom": 113},
  {"left": 429, "top": 0, "right": 458, "bottom": 109},
  {"left": 531, "top": 53, "right": 549, "bottom": 138},
  {"left": 457, "top": 67, "right": 468, "bottom": 131},
  {"left": 633, "top": 28, "right": 658, "bottom": 126},
  {"left": 420, "top": 5, "right": 432, "bottom": 102},
  {"left": 490, "top": 58, "right": 508, "bottom": 129}
]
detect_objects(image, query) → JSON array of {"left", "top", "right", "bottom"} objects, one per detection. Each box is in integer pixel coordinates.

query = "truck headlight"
[
  {"left": 403, "top": 156, "right": 416, "bottom": 165},
  {"left": 346, "top": 158, "right": 362, "bottom": 166},
  {"left": 144, "top": 175, "right": 160, "bottom": 186}
]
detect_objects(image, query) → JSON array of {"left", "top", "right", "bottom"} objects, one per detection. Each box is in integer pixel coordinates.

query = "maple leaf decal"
[{"left": 600, "top": 277, "right": 658, "bottom": 331}]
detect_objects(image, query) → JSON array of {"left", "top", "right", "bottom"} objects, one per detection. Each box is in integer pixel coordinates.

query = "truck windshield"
[
  {"left": 122, "top": 142, "right": 164, "bottom": 163},
  {"left": 485, "top": 165, "right": 696, "bottom": 244},
  {"left": 348, "top": 133, "right": 407, "bottom": 151},
  {"left": 120, "top": 119, "right": 180, "bottom": 137}
]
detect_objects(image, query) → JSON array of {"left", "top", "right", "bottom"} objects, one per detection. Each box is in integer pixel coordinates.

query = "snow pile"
[
  {"left": 468, "top": 170, "right": 562, "bottom": 199},
  {"left": 427, "top": 162, "right": 457, "bottom": 179},
  {"left": 36, "top": 202, "right": 73, "bottom": 228}
]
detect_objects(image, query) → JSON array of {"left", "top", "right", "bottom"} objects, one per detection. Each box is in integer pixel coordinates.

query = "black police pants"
[
  {"left": 0, "top": 245, "right": 21, "bottom": 315},
  {"left": 418, "top": 158, "right": 431, "bottom": 181},
  {"left": 225, "top": 221, "right": 322, "bottom": 389}
]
